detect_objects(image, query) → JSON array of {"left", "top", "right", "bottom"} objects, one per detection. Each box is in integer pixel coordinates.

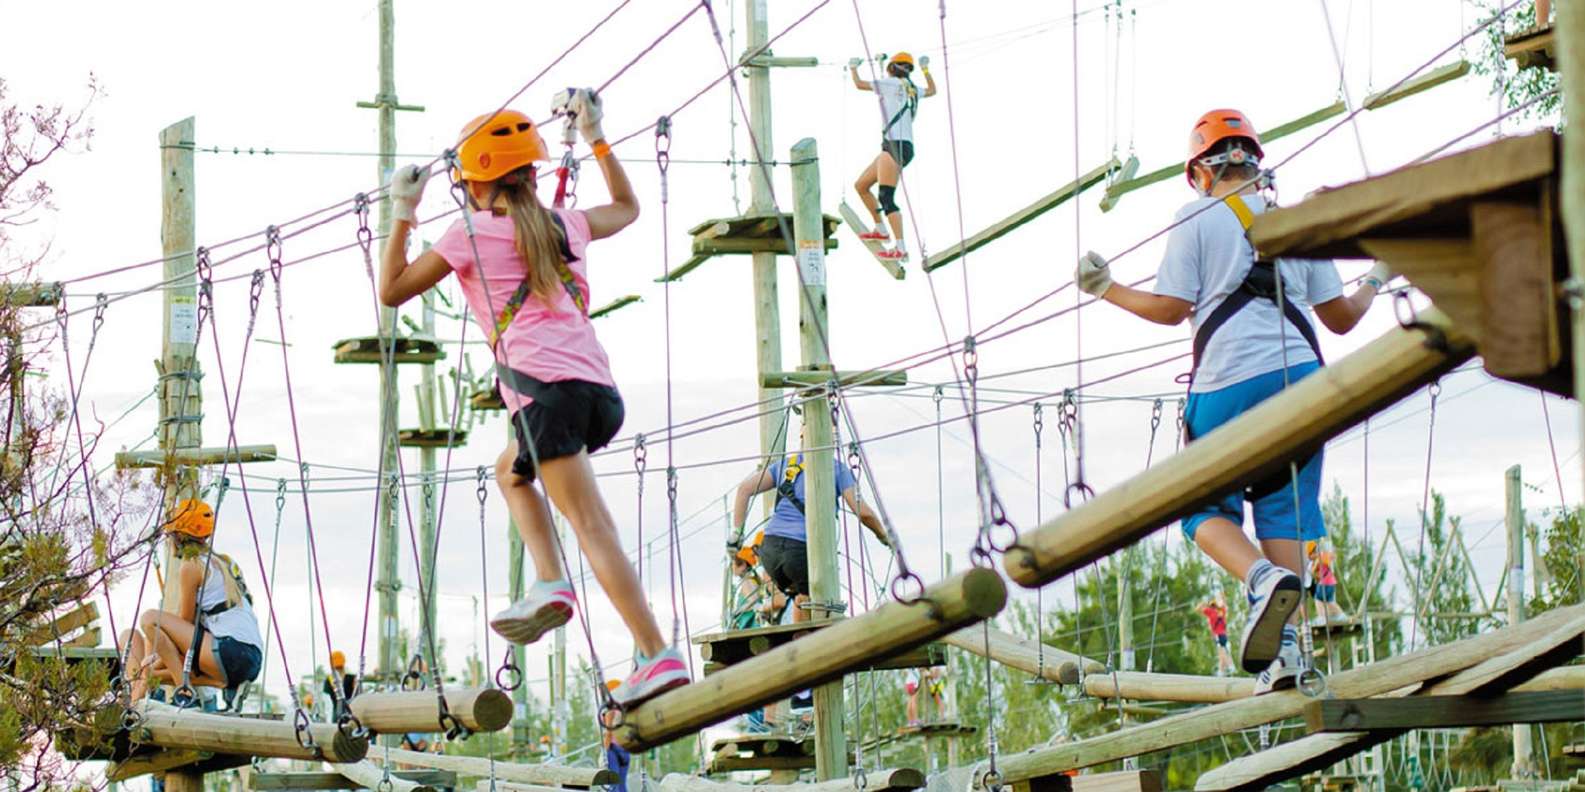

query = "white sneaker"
[
  {"left": 1239, "top": 568, "right": 1301, "bottom": 673},
  {"left": 1253, "top": 637, "right": 1302, "bottom": 695},
  {"left": 490, "top": 580, "right": 576, "bottom": 646}
]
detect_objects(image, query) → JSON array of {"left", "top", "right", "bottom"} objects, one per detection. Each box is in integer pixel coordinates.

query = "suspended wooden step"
[
  {"left": 334, "top": 336, "right": 445, "bottom": 365},
  {"left": 923, "top": 157, "right": 1116, "bottom": 272},
  {"left": 1308, "top": 618, "right": 1366, "bottom": 640},
  {"left": 116, "top": 445, "right": 278, "bottom": 469},
  {"left": 706, "top": 734, "right": 827, "bottom": 772},
  {"left": 617, "top": 567, "right": 1006, "bottom": 752},
  {"left": 836, "top": 201, "right": 905, "bottom": 280},
  {"left": 1361, "top": 61, "right": 1471, "bottom": 110},
  {"left": 659, "top": 212, "right": 840, "bottom": 283},
  {"left": 1505, "top": 22, "right": 1557, "bottom": 71},
  {"left": 590, "top": 293, "right": 642, "bottom": 319},
  {"left": 346, "top": 688, "right": 512, "bottom": 734},
  {"left": 126, "top": 699, "right": 368, "bottom": 764},
  {"left": 942, "top": 624, "right": 1102, "bottom": 685},
  {"left": 251, "top": 769, "right": 455, "bottom": 792},
  {"left": 366, "top": 747, "right": 618, "bottom": 788},
  {"left": 659, "top": 769, "right": 925, "bottom": 792},
  {"left": 1081, "top": 671, "right": 1253, "bottom": 704},
  {"left": 330, "top": 761, "right": 454, "bottom": 792},
  {"left": 397, "top": 428, "right": 469, "bottom": 449},
  {"left": 1252, "top": 131, "right": 1566, "bottom": 392},
  {"left": 760, "top": 369, "right": 908, "bottom": 389},
  {"left": 896, "top": 721, "right": 976, "bottom": 738},
  {"left": 990, "top": 602, "right": 1584, "bottom": 785},
  {"left": 696, "top": 620, "right": 946, "bottom": 676},
  {"left": 469, "top": 385, "right": 505, "bottom": 412}
]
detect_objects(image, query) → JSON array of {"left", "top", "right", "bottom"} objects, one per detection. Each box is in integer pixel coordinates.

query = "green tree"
[{"left": 1472, "top": 0, "right": 1561, "bottom": 123}]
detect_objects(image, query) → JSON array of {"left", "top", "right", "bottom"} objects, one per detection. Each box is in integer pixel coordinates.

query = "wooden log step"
[
  {"left": 249, "top": 769, "right": 455, "bottom": 791},
  {"left": 1004, "top": 311, "right": 1472, "bottom": 589},
  {"left": 332, "top": 761, "right": 451, "bottom": 792},
  {"left": 367, "top": 747, "right": 616, "bottom": 788},
  {"left": 660, "top": 768, "right": 924, "bottom": 792},
  {"left": 132, "top": 700, "right": 367, "bottom": 763},
  {"left": 1082, "top": 671, "right": 1254, "bottom": 703},
  {"left": 334, "top": 336, "right": 445, "bottom": 365},
  {"left": 896, "top": 721, "right": 977, "bottom": 737},
  {"left": 618, "top": 567, "right": 1007, "bottom": 752},
  {"left": 397, "top": 428, "right": 469, "bottom": 449},
  {"left": 348, "top": 688, "right": 512, "bottom": 734},
  {"left": 943, "top": 625, "right": 1102, "bottom": 685},
  {"left": 1304, "top": 690, "right": 1585, "bottom": 732},
  {"left": 695, "top": 621, "right": 945, "bottom": 671}
]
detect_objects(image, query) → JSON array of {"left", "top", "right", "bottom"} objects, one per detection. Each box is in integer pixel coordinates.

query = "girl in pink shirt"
[{"left": 377, "top": 92, "right": 687, "bottom": 705}]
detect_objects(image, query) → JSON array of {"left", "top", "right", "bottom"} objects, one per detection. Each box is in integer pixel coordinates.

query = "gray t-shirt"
[{"left": 1153, "top": 194, "right": 1344, "bottom": 393}]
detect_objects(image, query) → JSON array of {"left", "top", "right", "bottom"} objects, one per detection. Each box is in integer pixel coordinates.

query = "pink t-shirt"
[{"left": 432, "top": 208, "right": 614, "bottom": 413}]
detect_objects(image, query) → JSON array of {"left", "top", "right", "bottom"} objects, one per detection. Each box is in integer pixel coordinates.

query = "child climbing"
[
  {"left": 121, "top": 499, "right": 265, "bottom": 704},
  {"left": 1307, "top": 540, "right": 1346, "bottom": 623},
  {"left": 727, "top": 538, "right": 770, "bottom": 630},
  {"left": 378, "top": 91, "right": 688, "bottom": 706},
  {"left": 1074, "top": 109, "right": 1390, "bottom": 694},
  {"left": 849, "top": 51, "right": 936, "bottom": 262},
  {"left": 905, "top": 666, "right": 946, "bottom": 727},
  {"left": 1199, "top": 592, "right": 1235, "bottom": 677},
  {"left": 730, "top": 424, "right": 891, "bottom": 623}
]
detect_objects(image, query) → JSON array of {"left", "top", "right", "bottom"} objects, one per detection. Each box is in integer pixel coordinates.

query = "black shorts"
[
  {"left": 881, "top": 139, "right": 915, "bottom": 168},
  {"left": 198, "top": 621, "right": 262, "bottom": 690},
  {"left": 508, "top": 378, "right": 625, "bottom": 481},
  {"left": 759, "top": 535, "right": 810, "bottom": 598}
]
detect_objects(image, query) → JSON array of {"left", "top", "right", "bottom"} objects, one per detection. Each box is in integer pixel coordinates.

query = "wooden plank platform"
[
  {"left": 397, "top": 428, "right": 469, "bottom": 449},
  {"left": 694, "top": 620, "right": 946, "bottom": 672},
  {"left": 897, "top": 721, "right": 976, "bottom": 738},
  {"left": 760, "top": 369, "right": 908, "bottom": 389},
  {"left": 837, "top": 201, "right": 906, "bottom": 280},
  {"left": 707, "top": 734, "right": 831, "bottom": 772},
  {"left": 1250, "top": 131, "right": 1566, "bottom": 390},
  {"left": 1303, "top": 689, "right": 1585, "bottom": 732},
  {"left": 250, "top": 771, "right": 456, "bottom": 791},
  {"left": 334, "top": 336, "right": 446, "bottom": 365},
  {"left": 660, "top": 213, "right": 840, "bottom": 283},
  {"left": 924, "top": 157, "right": 1115, "bottom": 272},
  {"left": 1505, "top": 23, "right": 1557, "bottom": 71}
]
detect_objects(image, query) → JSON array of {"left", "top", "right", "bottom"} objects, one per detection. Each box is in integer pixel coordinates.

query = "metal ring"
[
  {"left": 600, "top": 698, "right": 626, "bottom": 730},
  {"left": 338, "top": 712, "right": 369, "bottom": 741},
  {"left": 171, "top": 683, "right": 197, "bottom": 709},
  {"left": 1063, "top": 481, "right": 1095, "bottom": 509},
  {"left": 293, "top": 708, "right": 314, "bottom": 749},
  {"left": 889, "top": 571, "right": 926, "bottom": 604},
  {"left": 496, "top": 659, "right": 523, "bottom": 692},
  {"left": 1297, "top": 668, "right": 1328, "bottom": 699},
  {"left": 377, "top": 778, "right": 395, "bottom": 792}
]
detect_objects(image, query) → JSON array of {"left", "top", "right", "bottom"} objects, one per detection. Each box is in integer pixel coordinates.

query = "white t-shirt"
[
  {"left": 197, "top": 557, "right": 265, "bottom": 650},
  {"left": 874, "top": 77, "right": 918, "bottom": 142},
  {"left": 1153, "top": 194, "right": 1344, "bottom": 393}
]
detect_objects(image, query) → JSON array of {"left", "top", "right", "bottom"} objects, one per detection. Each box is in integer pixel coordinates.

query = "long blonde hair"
[{"left": 486, "top": 166, "right": 572, "bottom": 310}]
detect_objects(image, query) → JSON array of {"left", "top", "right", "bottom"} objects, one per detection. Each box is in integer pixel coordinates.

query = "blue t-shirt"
[
  {"left": 605, "top": 743, "right": 630, "bottom": 792},
  {"left": 763, "top": 455, "right": 858, "bottom": 541}
]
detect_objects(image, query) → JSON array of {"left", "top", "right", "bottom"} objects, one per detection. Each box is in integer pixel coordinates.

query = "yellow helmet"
[{"left": 890, "top": 52, "right": 915, "bottom": 69}]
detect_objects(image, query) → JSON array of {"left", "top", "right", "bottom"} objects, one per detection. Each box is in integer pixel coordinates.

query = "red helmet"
[{"left": 1185, "top": 109, "right": 1264, "bottom": 187}]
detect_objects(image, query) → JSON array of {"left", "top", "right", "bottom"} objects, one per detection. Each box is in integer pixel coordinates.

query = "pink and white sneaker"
[
  {"left": 858, "top": 231, "right": 891, "bottom": 242},
  {"left": 490, "top": 580, "right": 576, "bottom": 646},
  {"left": 611, "top": 647, "right": 691, "bottom": 706},
  {"left": 876, "top": 248, "right": 909, "bottom": 261}
]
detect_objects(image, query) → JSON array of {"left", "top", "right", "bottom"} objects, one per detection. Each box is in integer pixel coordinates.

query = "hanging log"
[
  {"left": 657, "top": 768, "right": 925, "bottom": 792},
  {"left": 988, "top": 603, "right": 1582, "bottom": 784},
  {"left": 617, "top": 568, "right": 1007, "bottom": 752},
  {"left": 942, "top": 625, "right": 1102, "bottom": 685},
  {"left": 366, "top": 747, "right": 617, "bottom": 787},
  {"left": 131, "top": 700, "right": 367, "bottom": 763},
  {"left": 1081, "top": 671, "right": 1253, "bottom": 703},
  {"left": 347, "top": 688, "right": 512, "bottom": 734},
  {"left": 1004, "top": 312, "right": 1473, "bottom": 588},
  {"left": 332, "top": 761, "right": 439, "bottom": 792}
]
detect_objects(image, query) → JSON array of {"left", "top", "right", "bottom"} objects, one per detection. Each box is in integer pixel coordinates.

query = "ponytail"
[{"left": 489, "top": 166, "right": 571, "bottom": 310}]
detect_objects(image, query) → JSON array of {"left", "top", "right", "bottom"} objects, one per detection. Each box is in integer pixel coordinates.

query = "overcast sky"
[{"left": 5, "top": 0, "right": 1574, "bottom": 754}]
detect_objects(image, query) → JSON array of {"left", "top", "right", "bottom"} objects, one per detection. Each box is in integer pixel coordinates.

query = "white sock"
[{"left": 1244, "top": 559, "right": 1276, "bottom": 592}]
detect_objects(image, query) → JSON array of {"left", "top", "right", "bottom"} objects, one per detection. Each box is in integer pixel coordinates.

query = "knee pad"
[{"left": 877, "top": 185, "right": 899, "bottom": 214}]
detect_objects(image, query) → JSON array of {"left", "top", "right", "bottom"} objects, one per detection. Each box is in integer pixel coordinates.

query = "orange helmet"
[
  {"left": 889, "top": 52, "right": 915, "bottom": 73},
  {"left": 455, "top": 110, "right": 550, "bottom": 183},
  {"left": 330, "top": 650, "right": 346, "bottom": 669},
  {"left": 605, "top": 679, "right": 621, "bottom": 692},
  {"left": 166, "top": 499, "right": 215, "bottom": 540},
  {"left": 1185, "top": 109, "right": 1264, "bottom": 187}
]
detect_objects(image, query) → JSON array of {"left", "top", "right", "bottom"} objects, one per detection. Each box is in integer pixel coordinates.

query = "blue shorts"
[
  {"left": 1181, "top": 362, "right": 1326, "bottom": 543},
  {"left": 1314, "top": 583, "right": 1337, "bottom": 603}
]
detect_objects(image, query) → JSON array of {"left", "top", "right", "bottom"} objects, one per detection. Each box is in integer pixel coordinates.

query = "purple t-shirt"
[{"left": 764, "top": 455, "right": 858, "bottom": 541}]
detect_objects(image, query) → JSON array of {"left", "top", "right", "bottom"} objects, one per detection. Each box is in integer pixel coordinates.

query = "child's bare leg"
[
  {"left": 876, "top": 154, "right": 904, "bottom": 243},
  {"left": 496, "top": 443, "right": 564, "bottom": 582},
  {"left": 1192, "top": 517, "right": 1264, "bottom": 580},
  {"left": 853, "top": 161, "right": 883, "bottom": 226},
  {"left": 537, "top": 451, "right": 666, "bottom": 657}
]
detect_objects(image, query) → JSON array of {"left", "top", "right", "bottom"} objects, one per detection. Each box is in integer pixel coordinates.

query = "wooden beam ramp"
[
  {"left": 616, "top": 567, "right": 1006, "bottom": 752},
  {"left": 1003, "top": 308, "right": 1473, "bottom": 588},
  {"left": 967, "top": 603, "right": 1585, "bottom": 787},
  {"left": 942, "top": 624, "right": 1102, "bottom": 685},
  {"left": 128, "top": 699, "right": 367, "bottom": 763}
]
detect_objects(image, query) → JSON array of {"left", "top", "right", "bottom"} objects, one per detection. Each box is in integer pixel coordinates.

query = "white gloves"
[
  {"left": 389, "top": 164, "right": 431, "bottom": 226},
  {"left": 567, "top": 88, "right": 605, "bottom": 144},
  {"left": 848, "top": 57, "right": 863, "bottom": 69},
  {"left": 1363, "top": 261, "right": 1393, "bottom": 290},
  {"left": 1076, "top": 250, "right": 1113, "bottom": 297},
  {"left": 919, "top": 55, "right": 930, "bottom": 71}
]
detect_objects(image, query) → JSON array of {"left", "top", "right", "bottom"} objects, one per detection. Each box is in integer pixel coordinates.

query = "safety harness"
[
  {"left": 882, "top": 78, "right": 919, "bottom": 139},
  {"left": 1185, "top": 193, "right": 1325, "bottom": 502},
  {"left": 199, "top": 551, "right": 254, "bottom": 619},
  {"left": 775, "top": 454, "right": 807, "bottom": 515},
  {"left": 489, "top": 212, "right": 587, "bottom": 346},
  {"left": 1188, "top": 193, "right": 1324, "bottom": 384}
]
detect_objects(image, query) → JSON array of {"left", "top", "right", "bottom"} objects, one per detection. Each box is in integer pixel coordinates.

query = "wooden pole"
[
  {"left": 941, "top": 625, "right": 1102, "bottom": 685},
  {"left": 346, "top": 687, "right": 513, "bottom": 734},
  {"left": 367, "top": 747, "right": 618, "bottom": 787},
  {"left": 132, "top": 701, "right": 368, "bottom": 762},
  {"left": 1506, "top": 464, "right": 1537, "bottom": 777},
  {"left": 745, "top": 0, "right": 785, "bottom": 514},
  {"left": 1558, "top": 0, "right": 1585, "bottom": 512},
  {"left": 616, "top": 568, "right": 1006, "bottom": 753},
  {"left": 790, "top": 136, "right": 846, "bottom": 781},
  {"left": 417, "top": 287, "right": 438, "bottom": 653},
  {"left": 1004, "top": 314, "right": 1472, "bottom": 587},
  {"left": 371, "top": 0, "right": 404, "bottom": 691},
  {"left": 157, "top": 117, "right": 200, "bottom": 618}
]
